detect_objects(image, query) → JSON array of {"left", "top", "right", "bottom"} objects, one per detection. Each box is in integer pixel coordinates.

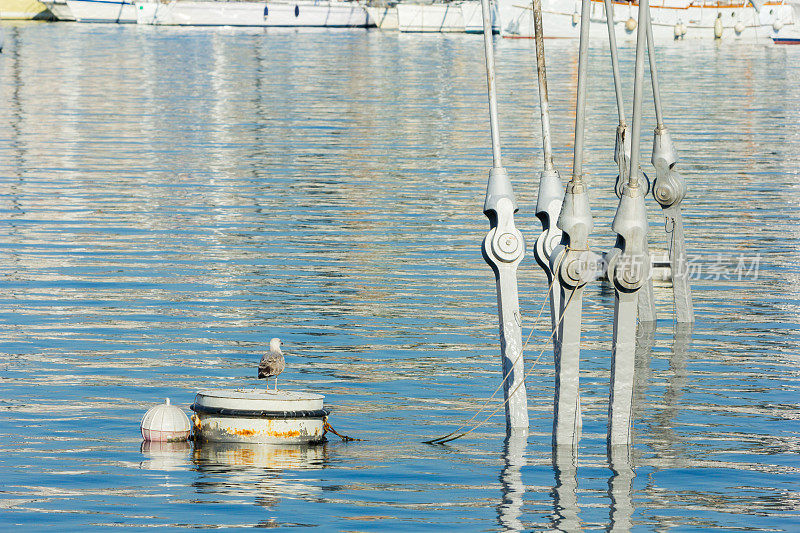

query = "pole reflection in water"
[
  {"left": 497, "top": 429, "right": 528, "bottom": 532},
  {"left": 649, "top": 323, "right": 692, "bottom": 462},
  {"left": 550, "top": 444, "right": 580, "bottom": 531},
  {"left": 606, "top": 446, "right": 634, "bottom": 531}
]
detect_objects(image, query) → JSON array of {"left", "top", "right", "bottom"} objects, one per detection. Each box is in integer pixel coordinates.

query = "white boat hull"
[
  {"left": 66, "top": 0, "right": 136, "bottom": 22},
  {"left": 397, "top": 2, "right": 465, "bottom": 32},
  {"left": 497, "top": 0, "right": 796, "bottom": 41},
  {"left": 136, "top": 0, "right": 370, "bottom": 27},
  {"left": 461, "top": 0, "right": 499, "bottom": 32},
  {"left": 41, "top": 0, "right": 75, "bottom": 19},
  {"left": 366, "top": 5, "right": 398, "bottom": 29}
]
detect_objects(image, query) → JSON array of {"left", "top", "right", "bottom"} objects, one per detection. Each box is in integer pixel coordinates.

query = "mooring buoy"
[
  {"left": 140, "top": 398, "right": 191, "bottom": 442},
  {"left": 190, "top": 388, "right": 329, "bottom": 445}
]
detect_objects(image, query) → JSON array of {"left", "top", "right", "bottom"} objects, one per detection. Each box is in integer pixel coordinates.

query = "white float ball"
[{"left": 140, "top": 398, "right": 191, "bottom": 442}]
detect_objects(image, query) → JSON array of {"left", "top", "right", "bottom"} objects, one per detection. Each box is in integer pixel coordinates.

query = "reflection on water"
[
  {"left": 140, "top": 440, "right": 192, "bottom": 471},
  {"left": 550, "top": 445, "right": 580, "bottom": 532},
  {"left": 193, "top": 441, "right": 327, "bottom": 471},
  {"left": 0, "top": 21, "right": 799, "bottom": 531},
  {"left": 497, "top": 429, "right": 527, "bottom": 531}
]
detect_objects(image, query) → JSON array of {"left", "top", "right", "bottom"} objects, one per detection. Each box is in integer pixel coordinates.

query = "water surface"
[{"left": 0, "top": 22, "right": 799, "bottom": 531}]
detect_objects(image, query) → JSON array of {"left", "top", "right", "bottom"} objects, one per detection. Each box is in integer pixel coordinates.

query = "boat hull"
[
  {"left": 41, "top": 0, "right": 74, "bottom": 19},
  {"left": 461, "top": 0, "right": 499, "bottom": 33},
  {"left": 397, "top": 3, "right": 465, "bottom": 32},
  {"left": 366, "top": 5, "right": 398, "bottom": 29},
  {"left": 136, "top": 0, "right": 371, "bottom": 27},
  {"left": 66, "top": 0, "right": 136, "bottom": 22}
]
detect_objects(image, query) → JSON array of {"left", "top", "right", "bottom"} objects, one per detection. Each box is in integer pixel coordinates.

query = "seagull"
[{"left": 258, "top": 338, "right": 285, "bottom": 391}]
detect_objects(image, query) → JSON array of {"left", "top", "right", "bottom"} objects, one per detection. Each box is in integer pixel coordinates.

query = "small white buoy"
[
  {"left": 571, "top": 10, "right": 580, "bottom": 25},
  {"left": 734, "top": 21, "right": 745, "bottom": 34},
  {"left": 625, "top": 17, "right": 637, "bottom": 32},
  {"left": 140, "top": 398, "right": 191, "bottom": 442},
  {"left": 191, "top": 388, "right": 328, "bottom": 445},
  {"left": 772, "top": 19, "right": 784, "bottom": 32},
  {"left": 714, "top": 14, "right": 723, "bottom": 38},
  {"left": 674, "top": 23, "right": 682, "bottom": 38}
]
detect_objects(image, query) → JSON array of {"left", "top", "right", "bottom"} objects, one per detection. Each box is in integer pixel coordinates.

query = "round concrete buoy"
[
  {"left": 625, "top": 17, "right": 637, "bottom": 32},
  {"left": 140, "top": 398, "right": 191, "bottom": 442},
  {"left": 191, "top": 389, "right": 329, "bottom": 445},
  {"left": 734, "top": 21, "right": 745, "bottom": 34}
]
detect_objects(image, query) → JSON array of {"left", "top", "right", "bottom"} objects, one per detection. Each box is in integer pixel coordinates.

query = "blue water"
[{"left": 0, "top": 21, "right": 799, "bottom": 531}]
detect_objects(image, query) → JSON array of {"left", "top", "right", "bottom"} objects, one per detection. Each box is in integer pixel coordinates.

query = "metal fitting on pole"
[
  {"left": 651, "top": 126, "right": 694, "bottom": 323},
  {"left": 533, "top": 168, "right": 564, "bottom": 344}
]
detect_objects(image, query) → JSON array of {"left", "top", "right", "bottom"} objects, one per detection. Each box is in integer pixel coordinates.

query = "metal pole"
[
  {"left": 627, "top": 0, "right": 648, "bottom": 190},
  {"left": 571, "top": 0, "right": 592, "bottom": 185},
  {"left": 604, "top": 0, "right": 632, "bottom": 202},
  {"left": 482, "top": 0, "right": 503, "bottom": 169},
  {"left": 479, "top": 0, "right": 529, "bottom": 430},
  {"left": 645, "top": 10, "right": 664, "bottom": 130},
  {"left": 648, "top": 9, "right": 694, "bottom": 324},
  {"left": 533, "top": 0, "right": 554, "bottom": 173},
  {"left": 606, "top": 0, "right": 652, "bottom": 447},
  {"left": 549, "top": 0, "right": 594, "bottom": 448},
  {"left": 531, "top": 0, "right": 564, "bottom": 347},
  {"left": 604, "top": 0, "right": 626, "bottom": 128}
]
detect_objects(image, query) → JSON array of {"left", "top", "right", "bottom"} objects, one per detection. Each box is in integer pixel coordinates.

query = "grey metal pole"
[
  {"left": 549, "top": 0, "right": 594, "bottom": 449},
  {"left": 645, "top": 10, "right": 664, "bottom": 130},
  {"left": 571, "top": 0, "right": 591, "bottom": 184},
  {"left": 627, "top": 1, "right": 648, "bottom": 191},
  {"left": 603, "top": 0, "right": 626, "bottom": 129},
  {"left": 531, "top": 0, "right": 564, "bottom": 347},
  {"left": 604, "top": 0, "right": 631, "bottom": 201},
  {"left": 482, "top": 0, "right": 503, "bottom": 169},
  {"left": 648, "top": 9, "right": 694, "bottom": 324},
  {"left": 479, "top": 0, "right": 529, "bottom": 431},
  {"left": 533, "top": 0, "right": 554, "bottom": 173},
  {"left": 606, "top": 0, "right": 652, "bottom": 447}
]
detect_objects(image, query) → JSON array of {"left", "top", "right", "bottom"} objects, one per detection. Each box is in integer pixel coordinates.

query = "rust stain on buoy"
[{"left": 191, "top": 389, "right": 328, "bottom": 445}]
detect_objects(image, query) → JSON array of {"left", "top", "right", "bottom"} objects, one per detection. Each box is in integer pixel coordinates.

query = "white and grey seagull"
[{"left": 258, "top": 337, "right": 286, "bottom": 390}]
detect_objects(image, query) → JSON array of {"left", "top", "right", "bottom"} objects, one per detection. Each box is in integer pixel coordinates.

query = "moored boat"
[
  {"left": 496, "top": 0, "right": 796, "bottom": 41},
  {"left": 135, "top": 0, "right": 371, "bottom": 26}
]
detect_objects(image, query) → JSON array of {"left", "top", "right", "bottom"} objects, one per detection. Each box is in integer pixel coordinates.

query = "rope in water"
[
  {"left": 424, "top": 283, "right": 579, "bottom": 445},
  {"left": 422, "top": 251, "right": 579, "bottom": 445},
  {"left": 419, "top": 251, "right": 566, "bottom": 445}
]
